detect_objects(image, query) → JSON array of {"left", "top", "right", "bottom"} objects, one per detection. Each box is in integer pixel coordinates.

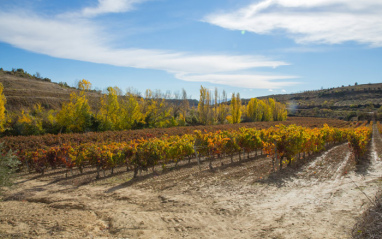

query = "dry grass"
[
  {"left": 0, "top": 71, "right": 101, "bottom": 112},
  {"left": 352, "top": 189, "right": 382, "bottom": 239}
]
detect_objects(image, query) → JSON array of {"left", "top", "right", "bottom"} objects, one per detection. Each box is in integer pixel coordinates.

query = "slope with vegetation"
[
  {"left": 0, "top": 68, "right": 287, "bottom": 136},
  {"left": 249, "top": 82, "right": 382, "bottom": 121}
]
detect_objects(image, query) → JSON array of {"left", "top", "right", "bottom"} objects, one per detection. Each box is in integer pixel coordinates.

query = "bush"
[
  {"left": 0, "top": 143, "right": 20, "bottom": 188},
  {"left": 346, "top": 111, "right": 357, "bottom": 121},
  {"left": 16, "top": 68, "right": 25, "bottom": 74}
]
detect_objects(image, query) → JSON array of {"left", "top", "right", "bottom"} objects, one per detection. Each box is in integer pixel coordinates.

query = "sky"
[{"left": 0, "top": 0, "right": 381, "bottom": 99}]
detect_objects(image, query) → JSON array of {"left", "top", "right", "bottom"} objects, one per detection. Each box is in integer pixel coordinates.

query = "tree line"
[{"left": 0, "top": 80, "right": 287, "bottom": 136}]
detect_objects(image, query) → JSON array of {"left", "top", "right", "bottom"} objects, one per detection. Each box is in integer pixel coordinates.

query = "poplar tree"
[
  {"left": 235, "top": 93, "right": 242, "bottom": 123},
  {"left": 257, "top": 100, "right": 266, "bottom": 121},
  {"left": 179, "top": 88, "right": 189, "bottom": 125},
  {"left": 56, "top": 79, "right": 92, "bottom": 133},
  {"left": 0, "top": 83, "right": 6, "bottom": 132},
  {"left": 218, "top": 90, "right": 229, "bottom": 124},
  {"left": 247, "top": 98, "right": 258, "bottom": 121},
  {"left": 142, "top": 89, "right": 173, "bottom": 128},
  {"left": 214, "top": 87, "right": 218, "bottom": 124},
  {"left": 198, "top": 86, "right": 211, "bottom": 125},
  {"left": 230, "top": 93, "right": 241, "bottom": 124},
  {"left": 118, "top": 92, "right": 143, "bottom": 129},
  {"left": 99, "top": 86, "right": 120, "bottom": 130}
]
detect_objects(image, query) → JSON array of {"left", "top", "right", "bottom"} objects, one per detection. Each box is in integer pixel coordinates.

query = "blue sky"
[{"left": 0, "top": 0, "right": 381, "bottom": 99}]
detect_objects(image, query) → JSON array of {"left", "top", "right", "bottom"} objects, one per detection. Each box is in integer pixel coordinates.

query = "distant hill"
[{"left": 247, "top": 83, "right": 382, "bottom": 120}]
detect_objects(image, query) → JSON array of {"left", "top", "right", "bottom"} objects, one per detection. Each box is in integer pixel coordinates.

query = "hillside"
[
  {"left": 251, "top": 83, "right": 382, "bottom": 120},
  {"left": 0, "top": 69, "right": 102, "bottom": 112},
  {"left": 1, "top": 68, "right": 381, "bottom": 121},
  {"left": 0, "top": 69, "right": 198, "bottom": 113}
]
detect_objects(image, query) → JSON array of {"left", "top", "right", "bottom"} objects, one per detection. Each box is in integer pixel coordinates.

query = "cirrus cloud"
[
  {"left": 174, "top": 72, "right": 299, "bottom": 89},
  {"left": 80, "top": 0, "right": 147, "bottom": 17},
  {"left": 204, "top": 0, "right": 382, "bottom": 47}
]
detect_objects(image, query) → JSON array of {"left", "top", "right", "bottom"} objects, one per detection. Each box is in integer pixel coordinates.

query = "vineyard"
[
  {"left": 1, "top": 117, "right": 371, "bottom": 179},
  {"left": 2, "top": 117, "right": 352, "bottom": 152},
  {"left": 0, "top": 117, "right": 381, "bottom": 239}
]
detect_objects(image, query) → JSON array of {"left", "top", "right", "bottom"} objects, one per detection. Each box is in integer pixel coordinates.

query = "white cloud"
[
  {"left": 80, "top": 0, "right": 147, "bottom": 17},
  {"left": 175, "top": 73, "right": 298, "bottom": 89},
  {"left": 277, "top": 47, "right": 326, "bottom": 53},
  {"left": 0, "top": 7, "right": 297, "bottom": 89},
  {"left": 204, "top": 0, "right": 382, "bottom": 47}
]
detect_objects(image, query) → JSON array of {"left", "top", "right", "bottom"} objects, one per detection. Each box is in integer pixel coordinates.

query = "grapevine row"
[
  {"left": 1, "top": 117, "right": 352, "bottom": 154},
  {"left": 347, "top": 124, "right": 372, "bottom": 162},
  {"left": 377, "top": 121, "right": 382, "bottom": 134},
  {"left": 16, "top": 123, "right": 372, "bottom": 179}
]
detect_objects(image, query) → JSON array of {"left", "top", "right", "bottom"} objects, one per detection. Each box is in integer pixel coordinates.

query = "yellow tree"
[
  {"left": 247, "top": 98, "right": 258, "bottom": 122},
  {"left": 213, "top": 87, "right": 218, "bottom": 124},
  {"left": 274, "top": 102, "right": 288, "bottom": 121},
  {"left": 231, "top": 93, "right": 241, "bottom": 124},
  {"left": 99, "top": 86, "right": 120, "bottom": 131},
  {"left": 141, "top": 89, "right": 173, "bottom": 128},
  {"left": 15, "top": 109, "right": 44, "bottom": 135},
  {"left": 258, "top": 100, "right": 272, "bottom": 121},
  {"left": 257, "top": 100, "right": 266, "bottom": 121},
  {"left": 0, "top": 83, "right": 6, "bottom": 132},
  {"left": 235, "top": 93, "right": 242, "bottom": 123},
  {"left": 14, "top": 103, "right": 59, "bottom": 135},
  {"left": 56, "top": 92, "right": 92, "bottom": 133},
  {"left": 78, "top": 79, "right": 92, "bottom": 91},
  {"left": 217, "top": 90, "right": 228, "bottom": 124},
  {"left": 198, "top": 86, "right": 211, "bottom": 125},
  {"left": 268, "top": 98, "right": 276, "bottom": 121},
  {"left": 118, "top": 93, "right": 144, "bottom": 129},
  {"left": 229, "top": 93, "right": 236, "bottom": 124},
  {"left": 178, "top": 88, "right": 189, "bottom": 126}
]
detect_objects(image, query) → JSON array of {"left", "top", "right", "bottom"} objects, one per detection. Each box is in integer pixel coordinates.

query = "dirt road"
[{"left": 1, "top": 126, "right": 381, "bottom": 239}]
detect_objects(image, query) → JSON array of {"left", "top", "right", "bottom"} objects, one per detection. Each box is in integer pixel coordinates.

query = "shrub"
[{"left": 0, "top": 143, "right": 20, "bottom": 188}]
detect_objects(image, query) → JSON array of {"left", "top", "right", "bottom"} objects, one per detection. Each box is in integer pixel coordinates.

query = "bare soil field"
[{"left": 1, "top": 126, "right": 381, "bottom": 239}]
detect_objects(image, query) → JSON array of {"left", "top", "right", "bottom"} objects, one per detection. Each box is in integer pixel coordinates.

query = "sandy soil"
[{"left": 1, "top": 126, "right": 381, "bottom": 239}]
